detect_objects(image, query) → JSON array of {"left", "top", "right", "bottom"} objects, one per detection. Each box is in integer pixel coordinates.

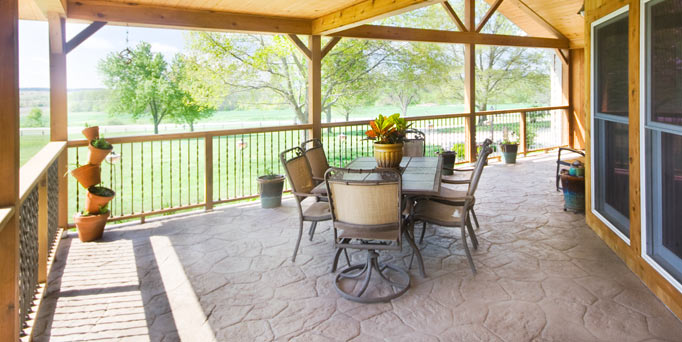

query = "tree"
[
  {"left": 185, "top": 33, "right": 388, "bottom": 124},
  {"left": 26, "top": 107, "right": 45, "bottom": 127},
  {"left": 99, "top": 42, "right": 183, "bottom": 134},
  {"left": 169, "top": 55, "right": 217, "bottom": 131}
]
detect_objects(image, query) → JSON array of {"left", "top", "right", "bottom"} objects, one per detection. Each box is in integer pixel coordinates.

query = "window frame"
[
  {"left": 639, "top": 0, "right": 682, "bottom": 292},
  {"left": 590, "top": 5, "right": 632, "bottom": 244}
]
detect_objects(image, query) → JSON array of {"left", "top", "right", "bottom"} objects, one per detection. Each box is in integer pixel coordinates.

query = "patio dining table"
[{"left": 311, "top": 156, "right": 443, "bottom": 196}]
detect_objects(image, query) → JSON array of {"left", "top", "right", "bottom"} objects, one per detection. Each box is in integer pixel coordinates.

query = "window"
[
  {"left": 591, "top": 8, "right": 630, "bottom": 239},
  {"left": 644, "top": 0, "right": 682, "bottom": 282}
]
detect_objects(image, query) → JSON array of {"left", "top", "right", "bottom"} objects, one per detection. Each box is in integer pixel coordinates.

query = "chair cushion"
[
  {"left": 303, "top": 201, "right": 331, "bottom": 220},
  {"left": 338, "top": 227, "right": 399, "bottom": 241},
  {"left": 414, "top": 199, "right": 465, "bottom": 227},
  {"left": 431, "top": 184, "right": 468, "bottom": 202},
  {"left": 441, "top": 171, "right": 471, "bottom": 184}
]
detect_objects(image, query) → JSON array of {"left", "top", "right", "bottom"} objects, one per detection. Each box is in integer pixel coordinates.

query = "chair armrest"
[
  {"left": 441, "top": 178, "right": 471, "bottom": 185},
  {"left": 312, "top": 176, "right": 325, "bottom": 182},
  {"left": 292, "top": 191, "right": 317, "bottom": 198},
  {"left": 558, "top": 147, "right": 585, "bottom": 158}
]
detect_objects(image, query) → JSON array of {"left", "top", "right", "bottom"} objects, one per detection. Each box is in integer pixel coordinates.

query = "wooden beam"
[
  {"left": 67, "top": 0, "right": 312, "bottom": 35},
  {"left": 308, "top": 35, "right": 322, "bottom": 140},
  {"left": 331, "top": 25, "right": 570, "bottom": 49},
  {"left": 506, "top": 0, "right": 568, "bottom": 40},
  {"left": 33, "top": 0, "right": 67, "bottom": 17},
  {"left": 476, "top": 0, "right": 504, "bottom": 33},
  {"left": 0, "top": 0, "right": 20, "bottom": 339},
  {"left": 286, "top": 34, "right": 311, "bottom": 60},
  {"left": 65, "top": 21, "right": 106, "bottom": 54},
  {"left": 312, "top": 0, "right": 442, "bottom": 35},
  {"left": 441, "top": 1, "right": 467, "bottom": 32},
  {"left": 321, "top": 37, "right": 342, "bottom": 59},
  {"left": 48, "top": 13, "right": 69, "bottom": 229}
]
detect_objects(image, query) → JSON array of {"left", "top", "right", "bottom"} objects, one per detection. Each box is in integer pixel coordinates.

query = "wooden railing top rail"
[
  {"left": 320, "top": 105, "right": 570, "bottom": 128},
  {"left": 19, "top": 141, "right": 66, "bottom": 205},
  {"left": 0, "top": 206, "right": 15, "bottom": 234},
  {"left": 67, "top": 123, "right": 314, "bottom": 147}
]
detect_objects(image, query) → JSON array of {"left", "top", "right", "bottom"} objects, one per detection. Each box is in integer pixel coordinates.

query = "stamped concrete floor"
[{"left": 33, "top": 153, "right": 682, "bottom": 341}]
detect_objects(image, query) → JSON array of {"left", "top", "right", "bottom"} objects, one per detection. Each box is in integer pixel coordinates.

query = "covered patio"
[{"left": 32, "top": 154, "right": 682, "bottom": 341}]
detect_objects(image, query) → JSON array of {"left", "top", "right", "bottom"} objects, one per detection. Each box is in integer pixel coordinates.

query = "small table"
[{"left": 311, "top": 156, "right": 443, "bottom": 196}]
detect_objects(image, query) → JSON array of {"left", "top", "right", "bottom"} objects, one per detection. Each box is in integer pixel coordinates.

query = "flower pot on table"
[{"left": 374, "top": 142, "right": 403, "bottom": 168}]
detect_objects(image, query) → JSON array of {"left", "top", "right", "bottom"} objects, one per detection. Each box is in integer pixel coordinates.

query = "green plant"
[
  {"left": 500, "top": 131, "right": 520, "bottom": 145},
  {"left": 364, "top": 113, "right": 412, "bottom": 144},
  {"left": 91, "top": 137, "right": 113, "bottom": 150},
  {"left": 260, "top": 168, "right": 281, "bottom": 179},
  {"left": 81, "top": 204, "right": 109, "bottom": 216}
]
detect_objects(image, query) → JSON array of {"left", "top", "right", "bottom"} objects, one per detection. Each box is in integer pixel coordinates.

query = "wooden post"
[
  {"left": 561, "top": 50, "right": 572, "bottom": 147},
  {"left": 48, "top": 14, "right": 69, "bottom": 229},
  {"left": 204, "top": 135, "right": 213, "bottom": 211},
  {"left": 308, "top": 35, "right": 322, "bottom": 140},
  {"left": 520, "top": 112, "right": 527, "bottom": 155},
  {"left": 0, "top": 0, "right": 20, "bottom": 339},
  {"left": 38, "top": 176, "right": 48, "bottom": 283},
  {"left": 464, "top": 0, "right": 477, "bottom": 161}
]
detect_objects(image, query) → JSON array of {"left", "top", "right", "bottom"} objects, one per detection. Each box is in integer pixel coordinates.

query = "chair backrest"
[
  {"left": 467, "top": 145, "right": 493, "bottom": 197},
  {"left": 301, "top": 139, "right": 330, "bottom": 180},
  {"left": 280, "top": 147, "right": 315, "bottom": 196},
  {"left": 403, "top": 129, "right": 426, "bottom": 157},
  {"left": 325, "top": 168, "right": 402, "bottom": 241}
]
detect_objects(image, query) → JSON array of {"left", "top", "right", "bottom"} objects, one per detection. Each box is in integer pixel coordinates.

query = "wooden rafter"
[
  {"left": 65, "top": 21, "right": 106, "bottom": 54},
  {"left": 286, "top": 34, "right": 311, "bottom": 59},
  {"left": 331, "top": 25, "right": 569, "bottom": 49},
  {"left": 312, "top": 0, "right": 442, "bottom": 35},
  {"left": 505, "top": 0, "right": 567, "bottom": 40},
  {"left": 321, "top": 37, "right": 342, "bottom": 59},
  {"left": 33, "top": 0, "right": 66, "bottom": 16},
  {"left": 555, "top": 48, "right": 569, "bottom": 66},
  {"left": 440, "top": 1, "right": 467, "bottom": 32},
  {"left": 66, "top": 0, "right": 312, "bottom": 35},
  {"left": 476, "top": 0, "right": 504, "bottom": 32}
]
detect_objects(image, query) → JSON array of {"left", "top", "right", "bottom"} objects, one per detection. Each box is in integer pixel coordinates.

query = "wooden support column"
[
  {"left": 464, "top": 0, "right": 477, "bottom": 161},
  {"left": 308, "top": 35, "right": 322, "bottom": 140},
  {"left": 48, "top": 14, "right": 69, "bottom": 229},
  {"left": 0, "top": 0, "right": 21, "bottom": 339},
  {"left": 520, "top": 112, "right": 527, "bottom": 155},
  {"left": 562, "top": 50, "right": 574, "bottom": 148}
]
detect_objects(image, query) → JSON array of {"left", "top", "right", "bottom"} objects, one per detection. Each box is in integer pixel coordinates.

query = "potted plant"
[
  {"left": 86, "top": 186, "right": 116, "bottom": 213},
  {"left": 439, "top": 143, "right": 464, "bottom": 175},
  {"left": 82, "top": 123, "right": 99, "bottom": 142},
  {"left": 500, "top": 131, "right": 520, "bottom": 164},
  {"left": 257, "top": 169, "right": 285, "bottom": 208},
  {"left": 73, "top": 205, "right": 110, "bottom": 242},
  {"left": 70, "top": 164, "right": 102, "bottom": 188},
  {"left": 88, "top": 137, "right": 113, "bottom": 165},
  {"left": 365, "top": 113, "right": 412, "bottom": 168}
]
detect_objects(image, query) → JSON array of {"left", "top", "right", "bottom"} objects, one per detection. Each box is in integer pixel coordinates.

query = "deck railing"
[{"left": 65, "top": 106, "right": 568, "bottom": 224}]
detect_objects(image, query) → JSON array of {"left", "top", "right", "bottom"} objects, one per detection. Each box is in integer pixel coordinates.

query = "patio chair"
[
  {"left": 555, "top": 147, "right": 585, "bottom": 191},
  {"left": 280, "top": 147, "right": 331, "bottom": 262},
  {"left": 402, "top": 129, "right": 426, "bottom": 157},
  {"left": 325, "top": 167, "right": 410, "bottom": 303},
  {"left": 412, "top": 145, "right": 493, "bottom": 274},
  {"left": 301, "top": 138, "right": 330, "bottom": 184},
  {"left": 440, "top": 138, "right": 493, "bottom": 230}
]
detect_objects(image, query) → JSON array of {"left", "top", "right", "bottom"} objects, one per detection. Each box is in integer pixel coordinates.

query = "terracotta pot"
[
  {"left": 71, "top": 164, "right": 101, "bottom": 188},
  {"left": 374, "top": 142, "right": 403, "bottom": 168},
  {"left": 82, "top": 126, "right": 99, "bottom": 141},
  {"left": 85, "top": 187, "right": 115, "bottom": 213},
  {"left": 88, "top": 144, "right": 113, "bottom": 165},
  {"left": 73, "top": 211, "right": 109, "bottom": 242}
]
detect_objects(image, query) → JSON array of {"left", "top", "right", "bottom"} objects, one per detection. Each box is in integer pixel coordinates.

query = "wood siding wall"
[{"left": 585, "top": 0, "right": 682, "bottom": 320}]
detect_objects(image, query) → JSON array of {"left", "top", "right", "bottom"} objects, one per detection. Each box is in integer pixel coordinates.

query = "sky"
[{"left": 19, "top": 20, "right": 188, "bottom": 89}]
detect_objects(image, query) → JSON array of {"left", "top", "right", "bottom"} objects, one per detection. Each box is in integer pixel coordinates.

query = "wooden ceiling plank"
[
  {"left": 476, "top": 0, "right": 504, "bottom": 33},
  {"left": 66, "top": 0, "right": 312, "bottom": 35},
  {"left": 441, "top": 1, "right": 467, "bottom": 32},
  {"left": 286, "top": 34, "right": 312, "bottom": 59},
  {"left": 321, "top": 37, "right": 342, "bottom": 58},
  {"left": 505, "top": 0, "right": 568, "bottom": 40},
  {"left": 331, "top": 24, "right": 569, "bottom": 49},
  {"left": 65, "top": 21, "right": 106, "bottom": 54},
  {"left": 312, "top": 0, "right": 442, "bottom": 35}
]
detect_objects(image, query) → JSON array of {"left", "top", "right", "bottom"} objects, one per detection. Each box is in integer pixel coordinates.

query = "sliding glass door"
[{"left": 644, "top": 0, "right": 682, "bottom": 282}]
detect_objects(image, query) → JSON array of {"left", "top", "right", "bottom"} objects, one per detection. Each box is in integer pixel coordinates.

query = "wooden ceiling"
[{"left": 18, "top": 0, "right": 585, "bottom": 48}]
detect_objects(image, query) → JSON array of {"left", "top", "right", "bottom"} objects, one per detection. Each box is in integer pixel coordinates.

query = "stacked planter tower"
[{"left": 70, "top": 126, "right": 116, "bottom": 242}]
